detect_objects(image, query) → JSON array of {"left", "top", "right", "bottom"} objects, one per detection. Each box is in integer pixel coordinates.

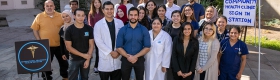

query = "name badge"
[{"left": 84, "top": 32, "right": 89, "bottom": 36}]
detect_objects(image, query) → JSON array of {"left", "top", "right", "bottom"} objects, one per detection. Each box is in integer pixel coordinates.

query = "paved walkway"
[
  {"left": 1, "top": 27, "right": 280, "bottom": 80},
  {"left": 0, "top": 27, "right": 100, "bottom": 80},
  {"left": 0, "top": 9, "right": 280, "bottom": 80}
]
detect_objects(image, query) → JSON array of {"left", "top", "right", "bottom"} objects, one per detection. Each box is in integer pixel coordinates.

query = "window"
[
  {"left": 1, "top": 1, "right": 8, "bottom": 6},
  {"left": 21, "top": 0, "right": 27, "bottom": 5}
]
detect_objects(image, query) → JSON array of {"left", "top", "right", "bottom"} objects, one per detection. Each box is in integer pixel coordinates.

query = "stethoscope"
[
  {"left": 218, "top": 33, "right": 226, "bottom": 41},
  {"left": 220, "top": 39, "right": 241, "bottom": 56}
]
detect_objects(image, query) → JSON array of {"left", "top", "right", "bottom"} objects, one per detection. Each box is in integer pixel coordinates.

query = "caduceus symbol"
[{"left": 27, "top": 45, "right": 38, "bottom": 58}]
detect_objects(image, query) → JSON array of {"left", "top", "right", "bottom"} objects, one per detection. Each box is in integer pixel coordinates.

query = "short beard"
[{"left": 129, "top": 19, "right": 138, "bottom": 24}]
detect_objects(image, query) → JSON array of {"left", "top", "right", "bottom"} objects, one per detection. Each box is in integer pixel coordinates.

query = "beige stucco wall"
[
  {"left": 261, "top": 0, "right": 280, "bottom": 19},
  {"left": 0, "top": 0, "right": 34, "bottom": 10}
]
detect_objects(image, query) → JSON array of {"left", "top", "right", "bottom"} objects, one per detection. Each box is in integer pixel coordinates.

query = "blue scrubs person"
[
  {"left": 216, "top": 30, "right": 229, "bottom": 42},
  {"left": 218, "top": 38, "right": 249, "bottom": 80}
]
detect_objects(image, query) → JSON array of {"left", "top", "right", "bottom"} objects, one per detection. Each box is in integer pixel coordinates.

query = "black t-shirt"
[
  {"left": 170, "top": 27, "right": 181, "bottom": 40},
  {"left": 106, "top": 20, "right": 116, "bottom": 50},
  {"left": 65, "top": 24, "right": 93, "bottom": 60}
]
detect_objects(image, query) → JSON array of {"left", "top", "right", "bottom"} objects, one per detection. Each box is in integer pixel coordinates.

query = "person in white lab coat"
[
  {"left": 145, "top": 17, "right": 173, "bottom": 80},
  {"left": 94, "top": 1, "right": 124, "bottom": 80}
]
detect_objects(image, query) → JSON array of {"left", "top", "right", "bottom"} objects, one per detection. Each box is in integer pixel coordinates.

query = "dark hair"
[
  {"left": 74, "top": 8, "right": 85, "bottom": 15},
  {"left": 178, "top": 22, "right": 195, "bottom": 43},
  {"left": 138, "top": 6, "right": 151, "bottom": 30},
  {"left": 102, "top": 1, "right": 114, "bottom": 9},
  {"left": 217, "top": 15, "right": 228, "bottom": 23},
  {"left": 145, "top": 1, "right": 157, "bottom": 19},
  {"left": 181, "top": 5, "right": 196, "bottom": 22},
  {"left": 128, "top": 7, "right": 139, "bottom": 16},
  {"left": 171, "top": 10, "right": 181, "bottom": 18},
  {"left": 229, "top": 26, "right": 241, "bottom": 33},
  {"left": 120, "top": 0, "right": 130, "bottom": 4},
  {"left": 89, "top": 0, "right": 103, "bottom": 18},
  {"left": 69, "top": 0, "right": 78, "bottom": 5},
  {"left": 152, "top": 17, "right": 163, "bottom": 24},
  {"left": 156, "top": 5, "right": 167, "bottom": 17}
]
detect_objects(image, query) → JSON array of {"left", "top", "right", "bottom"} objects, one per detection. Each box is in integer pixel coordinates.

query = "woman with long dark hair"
[
  {"left": 181, "top": 5, "right": 199, "bottom": 37},
  {"left": 171, "top": 22, "right": 199, "bottom": 80},
  {"left": 138, "top": 6, "right": 151, "bottom": 30},
  {"left": 88, "top": 0, "right": 104, "bottom": 73},
  {"left": 157, "top": 5, "right": 171, "bottom": 29},
  {"left": 145, "top": 0, "right": 157, "bottom": 20}
]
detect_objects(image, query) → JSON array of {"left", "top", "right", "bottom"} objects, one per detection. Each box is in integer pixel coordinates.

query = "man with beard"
[
  {"left": 180, "top": 0, "right": 205, "bottom": 21},
  {"left": 116, "top": 7, "right": 151, "bottom": 80}
]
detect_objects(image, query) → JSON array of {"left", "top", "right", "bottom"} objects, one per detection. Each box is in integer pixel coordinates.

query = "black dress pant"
[
  {"left": 42, "top": 46, "right": 68, "bottom": 80},
  {"left": 94, "top": 43, "right": 99, "bottom": 68},
  {"left": 99, "top": 69, "right": 122, "bottom": 80},
  {"left": 200, "top": 71, "right": 206, "bottom": 80},
  {"left": 172, "top": 71, "right": 194, "bottom": 80},
  {"left": 121, "top": 56, "right": 145, "bottom": 80}
]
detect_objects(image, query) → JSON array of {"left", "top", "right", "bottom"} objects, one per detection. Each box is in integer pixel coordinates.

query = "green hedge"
[{"left": 246, "top": 36, "right": 280, "bottom": 51}]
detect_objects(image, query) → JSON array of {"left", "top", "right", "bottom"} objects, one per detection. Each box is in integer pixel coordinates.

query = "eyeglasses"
[{"left": 204, "top": 28, "right": 213, "bottom": 31}]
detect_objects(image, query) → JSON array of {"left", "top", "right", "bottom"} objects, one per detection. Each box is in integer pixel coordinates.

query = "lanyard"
[{"left": 218, "top": 33, "right": 226, "bottom": 41}]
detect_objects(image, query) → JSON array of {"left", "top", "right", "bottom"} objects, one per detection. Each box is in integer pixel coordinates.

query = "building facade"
[{"left": 0, "top": 0, "right": 35, "bottom": 10}]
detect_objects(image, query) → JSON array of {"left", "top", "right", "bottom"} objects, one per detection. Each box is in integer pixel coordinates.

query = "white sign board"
[{"left": 223, "top": 0, "right": 257, "bottom": 26}]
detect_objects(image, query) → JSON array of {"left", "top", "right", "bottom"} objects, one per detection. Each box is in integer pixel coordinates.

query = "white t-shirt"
[
  {"left": 114, "top": 3, "right": 134, "bottom": 17},
  {"left": 165, "top": 3, "right": 180, "bottom": 20},
  {"left": 137, "top": 3, "right": 145, "bottom": 8}
]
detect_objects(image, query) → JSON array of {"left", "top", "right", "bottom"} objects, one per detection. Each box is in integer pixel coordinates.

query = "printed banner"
[{"left": 223, "top": 0, "right": 257, "bottom": 26}]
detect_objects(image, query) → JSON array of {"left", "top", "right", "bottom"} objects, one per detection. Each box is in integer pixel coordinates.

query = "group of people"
[{"left": 30, "top": 0, "right": 249, "bottom": 80}]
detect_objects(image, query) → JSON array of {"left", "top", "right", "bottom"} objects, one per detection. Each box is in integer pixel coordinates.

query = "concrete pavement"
[{"left": 0, "top": 8, "right": 280, "bottom": 80}]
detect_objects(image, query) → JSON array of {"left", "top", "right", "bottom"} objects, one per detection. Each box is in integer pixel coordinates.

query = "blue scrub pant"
[{"left": 218, "top": 71, "right": 239, "bottom": 80}]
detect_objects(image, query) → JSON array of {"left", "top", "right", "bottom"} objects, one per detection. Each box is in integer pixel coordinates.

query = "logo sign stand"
[{"left": 15, "top": 39, "right": 51, "bottom": 80}]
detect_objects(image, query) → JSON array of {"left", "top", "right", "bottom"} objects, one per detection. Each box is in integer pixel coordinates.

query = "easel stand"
[
  {"left": 29, "top": 73, "right": 40, "bottom": 80},
  {"left": 243, "top": 26, "right": 248, "bottom": 42}
]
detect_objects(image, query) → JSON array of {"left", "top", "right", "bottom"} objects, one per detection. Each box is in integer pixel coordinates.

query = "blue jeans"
[{"left": 68, "top": 59, "right": 91, "bottom": 80}]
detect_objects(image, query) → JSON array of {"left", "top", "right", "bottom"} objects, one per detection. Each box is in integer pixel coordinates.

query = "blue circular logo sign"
[{"left": 17, "top": 42, "right": 49, "bottom": 72}]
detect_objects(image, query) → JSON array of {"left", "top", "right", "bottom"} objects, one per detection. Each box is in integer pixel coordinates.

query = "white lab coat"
[
  {"left": 145, "top": 30, "right": 172, "bottom": 80},
  {"left": 94, "top": 18, "right": 124, "bottom": 72}
]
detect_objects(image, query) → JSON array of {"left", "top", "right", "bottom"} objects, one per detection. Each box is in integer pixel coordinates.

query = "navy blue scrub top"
[
  {"left": 216, "top": 29, "right": 229, "bottom": 42},
  {"left": 219, "top": 38, "right": 249, "bottom": 73}
]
